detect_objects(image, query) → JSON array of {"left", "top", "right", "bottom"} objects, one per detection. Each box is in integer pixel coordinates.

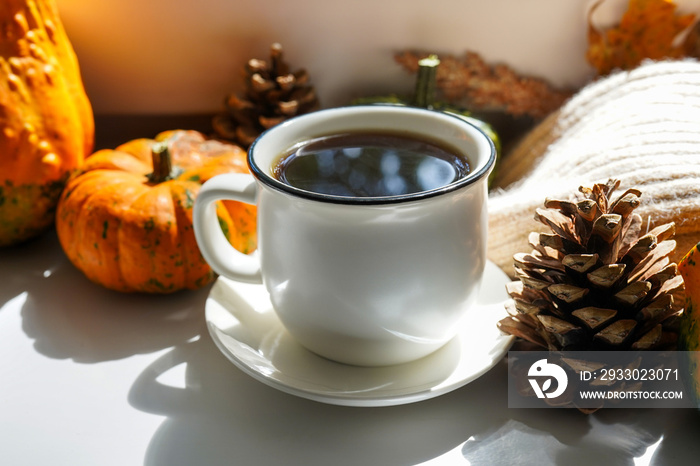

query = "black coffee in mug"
[{"left": 271, "top": 131, "right": 471, "bottom": 197}]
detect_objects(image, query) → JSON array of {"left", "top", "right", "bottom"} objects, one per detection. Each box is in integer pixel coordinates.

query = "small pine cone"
[{"left": 212, "top": 43, "right": 320, "bottom": 148}]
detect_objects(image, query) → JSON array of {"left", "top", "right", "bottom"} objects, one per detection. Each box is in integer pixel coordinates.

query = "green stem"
[
  {"left": 148, "top": 142, "right": 174, "bottom": 183},
  {"left": 413, "top": 54, "right": 440, "bottom": 109}
]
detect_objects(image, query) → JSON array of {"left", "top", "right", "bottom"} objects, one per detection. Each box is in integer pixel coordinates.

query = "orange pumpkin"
[
  {"left": 56, "top": 130, "right": 257, "bottom": 293},
  {"left": 0, "top": 0, "right": 94, "bottom": 246}
]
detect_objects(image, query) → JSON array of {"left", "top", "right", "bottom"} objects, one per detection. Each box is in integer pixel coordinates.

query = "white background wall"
[{"left": 55, "top": 0, "right": 700, "bottom": 115}]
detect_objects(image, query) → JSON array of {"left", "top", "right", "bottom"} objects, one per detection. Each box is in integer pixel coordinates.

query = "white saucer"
[{"left": 205, "top": 260, "right": 514, "bottom": 407}]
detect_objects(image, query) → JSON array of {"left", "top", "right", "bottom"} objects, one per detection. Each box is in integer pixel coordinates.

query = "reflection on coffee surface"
[{"left": 272, "top": 132, "right": 471, "bottom": 197}]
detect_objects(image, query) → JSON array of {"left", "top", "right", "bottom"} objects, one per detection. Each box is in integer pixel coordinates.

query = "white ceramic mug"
[{"left": 193, "top": 105, "right": 496, "bottom": 366}]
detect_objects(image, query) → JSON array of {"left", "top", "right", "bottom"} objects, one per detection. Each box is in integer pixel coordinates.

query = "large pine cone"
[{"left": 498, "top": 179, "right": 684, "bottom": 351}]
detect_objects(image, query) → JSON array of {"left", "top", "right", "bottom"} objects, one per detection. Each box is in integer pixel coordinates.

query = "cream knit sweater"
[{"left": 488, "top": 60, "right": 700, "bottom": 277}]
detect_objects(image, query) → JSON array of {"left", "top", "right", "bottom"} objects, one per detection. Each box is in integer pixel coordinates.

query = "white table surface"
[{"left": 3, "top": 230, "right": 700, "bottom": 466}]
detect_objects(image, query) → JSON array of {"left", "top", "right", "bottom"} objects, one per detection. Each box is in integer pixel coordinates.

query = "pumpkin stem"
[
  {"left": 413, "top": 54, "right": 440, "bottom": 109},
  {"left": 148, "top": 142, "right": 175, "bottom": 183}
]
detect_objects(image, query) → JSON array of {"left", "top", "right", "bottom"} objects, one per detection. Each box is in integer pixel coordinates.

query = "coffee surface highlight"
[{"left": 272, "top": 131, "right": 470, "bottom": 198}]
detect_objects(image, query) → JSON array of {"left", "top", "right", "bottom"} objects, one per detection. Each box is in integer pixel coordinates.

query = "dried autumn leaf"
[
  {"left": 587, "top": 0, "right": 697, "bottom": 76},
  {"left": 395, "top": 51, "right": 572, "bottom": 119}
]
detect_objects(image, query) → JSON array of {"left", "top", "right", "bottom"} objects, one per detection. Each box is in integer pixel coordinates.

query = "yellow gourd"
[{"left": 0, "top": 0, "right": 94, "bottom": 246}]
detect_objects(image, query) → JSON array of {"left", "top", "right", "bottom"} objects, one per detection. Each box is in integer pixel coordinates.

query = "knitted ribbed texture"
[{"left": 488, "top": 60, "right": 700, "bottom": 277}]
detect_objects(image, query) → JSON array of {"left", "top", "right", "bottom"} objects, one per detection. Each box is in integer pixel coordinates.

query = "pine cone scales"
[
  {"left": 213, "top": 43, "right": 319, "bottom": 148},
  {"left": 498, "top": 179, "right": 684, "bottom": 351}
]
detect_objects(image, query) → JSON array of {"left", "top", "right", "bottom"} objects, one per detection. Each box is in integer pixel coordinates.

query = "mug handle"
[{"left": 193, "top": 173, "right": 263, "bottom": 284}]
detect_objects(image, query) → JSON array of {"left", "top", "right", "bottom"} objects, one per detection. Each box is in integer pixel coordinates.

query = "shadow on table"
[
  {"left": 128, "top": 331, "right": 508, "bottom": 466},
  {"left": 460, "top": 407, "right": 700, "bottom": 465},
  {"left": 2, "top": 231, "right": 204, "bottom": 363},
  {"left": 6, "top": 232, "right": 699, "bottom": 464},
  {"left": 127, "top": 327, "right": 700, "bottom": 466}
]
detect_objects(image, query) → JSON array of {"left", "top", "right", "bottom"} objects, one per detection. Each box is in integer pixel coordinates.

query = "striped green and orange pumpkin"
[{"left": 679, "top": 242, "right": 700, "bottom": 408}]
